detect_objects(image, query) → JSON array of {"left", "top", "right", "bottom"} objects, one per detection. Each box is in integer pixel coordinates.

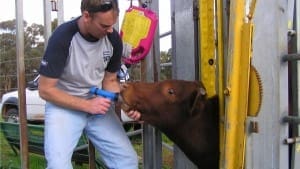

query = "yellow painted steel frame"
[
  {"left": 199, "top": 0, "right": 255, "bottom": 168},
  {"left": 199, "top": 0, "right": 216, "bottom": 97},
  {"left": 223, "top": 0, "right": 254, "bottom": 168},
  {"left": 199, "top": 0, "right": 225, "bottom": 168},
  {"left": 216, "top": 0, "right": 225, "bottom": 168}
]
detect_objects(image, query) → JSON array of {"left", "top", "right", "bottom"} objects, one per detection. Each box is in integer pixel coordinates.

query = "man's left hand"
[{"left": 125, "top": 110, "right": 141, "bottom": 121}]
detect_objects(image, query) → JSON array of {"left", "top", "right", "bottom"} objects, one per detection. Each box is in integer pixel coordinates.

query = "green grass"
[
  {"left": 0, "top": 129, "right": 91, "bottom": 169},
  {"left": 130, "top": 133, "right": 174, "bottom": 169},
  {"left": 0, "top": 129, "right": 45, "bottom": 168},
  {"left": 0, "top": 123, "right": 173, "bottom": 169}
]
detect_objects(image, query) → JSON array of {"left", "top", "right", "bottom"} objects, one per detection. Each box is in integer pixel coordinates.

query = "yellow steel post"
[
  {"left": 198, "top": 0, "right": 257, "bottom": 168},
  {"left": 199, "top": 0, "right": 216, "bottom": 97},
  {"left": 199, "top": 0, "right": 226, "bottom": 168},
  {"left": 216, "top": 0, "right": 226, "bottom": 168},
  {"left": 223, "top": 0, "right": 255, "bottom": 168}
]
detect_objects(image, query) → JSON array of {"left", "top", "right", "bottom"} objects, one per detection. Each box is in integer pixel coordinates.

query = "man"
[{"left": 38, "top": 0, "right": 140, "bottom": 168}]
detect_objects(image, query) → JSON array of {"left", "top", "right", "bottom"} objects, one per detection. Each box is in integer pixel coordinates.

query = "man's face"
[{"left": 86, "top": 10, "right": 117, "bottom": 39}]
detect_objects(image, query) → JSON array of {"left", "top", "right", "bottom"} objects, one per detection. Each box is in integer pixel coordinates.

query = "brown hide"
[{"left": 120, "top": 80, "right": 219, "bottom": 169}]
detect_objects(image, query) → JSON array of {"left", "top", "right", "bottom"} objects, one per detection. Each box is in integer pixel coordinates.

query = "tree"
[
  {"left": 0, "top": 19, "right": 45, "bottom": 96},
  {"left": 160, "top": 49, "right": 172, "bottom": 80}
]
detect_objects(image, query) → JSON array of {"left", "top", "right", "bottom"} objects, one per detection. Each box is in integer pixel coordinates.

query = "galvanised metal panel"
[
  {"left": 142, "top": 1, "right": 163, "bottom": 169},
  {"left": 172, "top": 0, "right": 196, "bottom": 81},
  {"left": 171, "top": 0, "right": 197, "bottom": 168},
  {"left": 294, "top": 1, "right": 300, "bottom": 168},
  {"left": 246, "top": 0, "right": 289, "bottom": 169}
]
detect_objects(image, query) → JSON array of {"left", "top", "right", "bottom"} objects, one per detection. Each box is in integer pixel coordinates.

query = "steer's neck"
[{"left": 155, "top": 95, "right": 220, "bottom": 158}]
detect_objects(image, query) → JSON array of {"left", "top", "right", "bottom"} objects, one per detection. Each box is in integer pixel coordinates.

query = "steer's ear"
[
  {"left": 189, "top": 85, "right": 207, "bottom": 115},
  {"left": 199, "top": 87, "right": 206, "bottom": 96}
]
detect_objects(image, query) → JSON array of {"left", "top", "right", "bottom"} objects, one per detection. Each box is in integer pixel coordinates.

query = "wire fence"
[{"left": 0, "top": 56, "right": 42, "bottom": 97}]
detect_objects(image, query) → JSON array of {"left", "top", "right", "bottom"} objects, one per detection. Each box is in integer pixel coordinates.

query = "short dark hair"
[{"left": 81, "top": 0, "right": 119, "bottom": 14}]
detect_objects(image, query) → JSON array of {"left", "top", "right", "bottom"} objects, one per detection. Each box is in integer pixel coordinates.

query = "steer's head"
[{"left": 120, "top": 80, "right": 207, "bottom": 128}]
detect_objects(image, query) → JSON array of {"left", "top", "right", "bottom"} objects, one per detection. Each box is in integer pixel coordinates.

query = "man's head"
[
  {"left": 81, "top": 0, "right": 119, "bottom": 14},
  {"left": 80, "top": 0, "right": 119, "bottom": 39}
]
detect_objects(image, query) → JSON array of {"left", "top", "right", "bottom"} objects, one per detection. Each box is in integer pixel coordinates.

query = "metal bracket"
[
  {"left": 284, "top": 137, "right": 300, "bottom": 144},
  {"left": 282, "top": 116, "right": 300, "bottom": 124},
  {"left": 282, "top": 53, "right": 300, "bottom": 62}
]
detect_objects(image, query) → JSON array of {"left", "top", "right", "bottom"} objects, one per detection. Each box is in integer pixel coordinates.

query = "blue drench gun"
[{"left": 89, "top": 87, "right": 119, "bottom": 102}]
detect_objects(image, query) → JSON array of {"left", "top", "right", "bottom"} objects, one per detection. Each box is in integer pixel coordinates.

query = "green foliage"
[
  {"left": 160, "top": 49, "right": 172, "bottom": 80},
  {"left": 51, "top": 18, "right": 58, "bottom": 31},
  {"left": 0, "top": 20, "right": 45, "bottom": 96},
  {"left": 125, "top": 49, "right": 172, "bottom": 82}
]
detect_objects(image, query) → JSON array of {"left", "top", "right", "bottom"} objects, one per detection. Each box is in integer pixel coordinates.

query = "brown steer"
[{"left": 120, "top": 80, "right": 219, "bottom": 169}]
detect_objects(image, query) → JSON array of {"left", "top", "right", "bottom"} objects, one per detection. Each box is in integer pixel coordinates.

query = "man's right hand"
[{"left": 86, "top": 97, "right": 111, "bottom": 115}]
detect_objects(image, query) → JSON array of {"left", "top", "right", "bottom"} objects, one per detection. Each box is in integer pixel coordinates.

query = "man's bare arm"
[{"left": 38, "top": 75, "right": 111, "bottom": 114}]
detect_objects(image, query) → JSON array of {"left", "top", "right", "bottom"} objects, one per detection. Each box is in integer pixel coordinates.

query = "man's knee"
[{"left": 45, "top": 154, "right": 73, "bottom": 169}]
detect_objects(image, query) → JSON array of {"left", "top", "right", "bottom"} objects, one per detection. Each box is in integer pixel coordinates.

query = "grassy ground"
[
  {"left": 131, "top": 134, "right": 174, "bottom": 169},
  {"left": 0, "top": 123, "right": 173, "bottom": 169},
  {"left": 0, "top": 126, "right": 107, "bottom": 168},
  {"left": 0, "top": 129, "right": 48, "bottom": 169}
]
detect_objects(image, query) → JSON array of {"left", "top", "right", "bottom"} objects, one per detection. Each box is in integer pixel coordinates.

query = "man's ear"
[{"left": 82, "top": 11, "right": 91, "bottom": 21}]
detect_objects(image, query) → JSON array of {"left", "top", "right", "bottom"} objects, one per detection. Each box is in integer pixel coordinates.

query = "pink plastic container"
[{"left": 120, "top": 6, "right": 158, "bottom": 64}]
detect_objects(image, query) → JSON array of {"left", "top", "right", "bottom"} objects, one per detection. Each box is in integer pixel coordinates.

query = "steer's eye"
[{"left": 168, "top": 88, "right": 175, "bottom": 95}]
